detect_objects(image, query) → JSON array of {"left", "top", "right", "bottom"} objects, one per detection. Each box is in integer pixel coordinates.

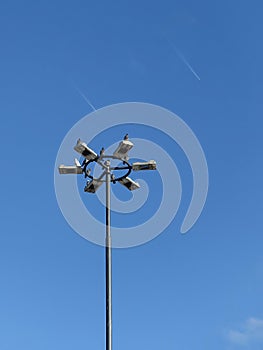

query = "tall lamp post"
[{"left": 58, "top": 135, "right": 157, "bottom": 350}]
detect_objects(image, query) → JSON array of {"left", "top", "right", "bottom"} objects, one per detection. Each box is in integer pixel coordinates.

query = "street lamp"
[{"left": 58, "top": 134, "right": 157, "bottom": 350}]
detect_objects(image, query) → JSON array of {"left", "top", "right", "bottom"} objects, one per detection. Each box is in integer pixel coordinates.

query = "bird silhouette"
[
  {"left": 123, "top": 134, "right": 129, "bottom": 140},
  {"left": 100, "top": 147, "right": 105, "bottom": 156},
  {"left": 84, "top": 168, "right": 91, "bottom": 178},
  {"left": 111, "top": 174, "right": 116, "bottom": 184}
]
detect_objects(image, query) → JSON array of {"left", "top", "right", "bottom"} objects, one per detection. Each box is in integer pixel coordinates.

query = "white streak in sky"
[
  {"left": 74, "top": 85, "right": 96, "bottom": 111},
  {"left": 176, "top": 50, "right": 201, "bottom": 81},
  {"left": 167, "top": 39, "right": 201, "bottom": 81}
]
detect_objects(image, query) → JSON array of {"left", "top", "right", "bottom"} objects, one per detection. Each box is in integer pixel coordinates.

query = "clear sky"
[{"left": 1, "top": 1, "right": 262, "bottom": 349}]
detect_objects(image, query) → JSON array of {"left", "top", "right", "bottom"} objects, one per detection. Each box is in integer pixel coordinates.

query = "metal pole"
[{"left": 105, "top": 161, "right": 112, "bottom": 350}]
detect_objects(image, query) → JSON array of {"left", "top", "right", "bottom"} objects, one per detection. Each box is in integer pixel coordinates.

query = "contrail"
[
  {"left": 176, "top": 49, "right": 201, "bottom": 81},
  {"left": 74, "top": 85, "right": 96, "bottom": 111},
  {"left": 167, "top": 39, "right": 201, "bottom": 81}
]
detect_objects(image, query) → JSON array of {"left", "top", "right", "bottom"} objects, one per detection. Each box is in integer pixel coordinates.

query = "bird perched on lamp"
[{"left": 100, "top": 147, "right": 105, "bottom": 156}]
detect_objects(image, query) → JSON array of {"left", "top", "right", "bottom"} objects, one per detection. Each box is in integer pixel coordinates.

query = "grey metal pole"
[{"left": 105, "top": 161, "right": 112, "bottom": 350}]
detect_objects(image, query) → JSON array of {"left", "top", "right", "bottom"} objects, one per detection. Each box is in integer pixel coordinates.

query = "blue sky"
[{"left": 1, "top": 1, "right": 263, "bottom": 349}]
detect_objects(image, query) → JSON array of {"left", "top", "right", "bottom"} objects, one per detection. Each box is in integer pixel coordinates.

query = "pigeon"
[
  {"left": 84, "top": 168, "right": 91, "bottom": 178},
  {"left": 111, "top": 174, "right": 116, "bottom": 184}
]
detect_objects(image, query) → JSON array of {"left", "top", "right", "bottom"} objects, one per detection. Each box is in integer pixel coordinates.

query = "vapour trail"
[
  {"left": 167, "top": 39, "right": 201, "bottom": 81},
  {"left": 176, "top": 49, "right": 201, "bottom": 81},
  {"left": 74, "top": 85, "right": 97, "bottom": 111}
]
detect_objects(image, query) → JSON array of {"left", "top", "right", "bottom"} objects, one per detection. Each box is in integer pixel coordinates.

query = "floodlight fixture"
[
  {"left": 113, "top": 139, "right": 134, "bottom": 160},
  {"left": 84, "top": 179, "right": 103, "bottom": 193},
  {"left": 74, "top": 158, "right": 81, "bottom": 167},
  {"left": 74, "top": 139, "right": 98, "bottom": 160},
  {"left": 58, "top": 164, "right": 83, "bottom": 174},
  {"left": 118, "top": 177, "right": 140, "bottom": 191},
  {"left": 132, "top": 160, "right": 157, "bottom": 171}
]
